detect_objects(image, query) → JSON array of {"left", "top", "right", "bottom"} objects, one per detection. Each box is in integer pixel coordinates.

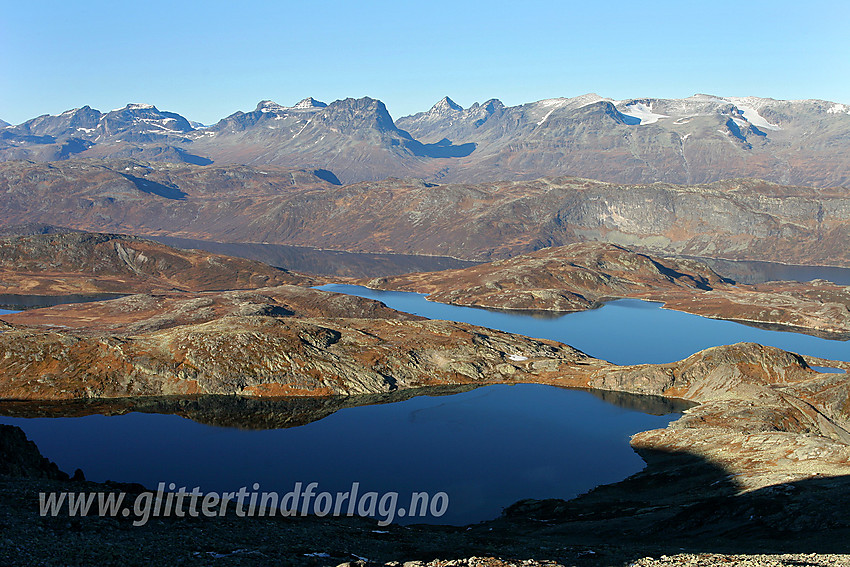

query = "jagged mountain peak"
[
  {"left": 316, "top": 97, "right": 398, "bottom": 132},
  {"left": 293, "top": 97, "right": 327, "bottom": 109},
  {"left": 430, "top": 96, "right": 463, "bottom": 114},
  {"left": 476, "top": 98, "right": 505, "bottom": 112}
]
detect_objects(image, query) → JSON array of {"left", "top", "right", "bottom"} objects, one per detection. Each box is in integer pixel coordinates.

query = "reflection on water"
[
  {"left": 811, "top": 366, "right": 847, "bottom": 374},
  {"left": 150, "top": 236, "right": 480, "bottom": 278},
  {"left": 695, "top": 257, "right": 850, "bottom": 285},
  {"left": 0, "top": 384, "right": 679, "bottom": 525},
  {"left": 0, "top": 294, "right": 125, "bottom": 311},
  {"left": 317, "top": 285, "right": 850, "bottom": 364}
]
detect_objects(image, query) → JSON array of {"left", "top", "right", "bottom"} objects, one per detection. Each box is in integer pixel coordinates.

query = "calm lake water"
[
  {"left": 697, "top": 257, "right": 850, "bottom": 286},
  {"left": 316, "top": 284, "right": 850, "bottom": 365},
  {"left": 0, "top": 385, "right": 677, "bottom": 525}
]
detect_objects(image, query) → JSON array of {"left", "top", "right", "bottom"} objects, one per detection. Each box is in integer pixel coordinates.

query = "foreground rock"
[
  {"left": 627, "top": 555, "right": 850, "bottom": 566},
  {"left": 363, "top": 242, "right": 850, "bottom": 338},
  {"left": 337, "top": 556, "right": 850, "bottom": 567},
  {"left": 0, "top": 229, "right": 317, "bottom": 297},
  {"left": 0, "top": 425, "right": 68, "bottom": 480}
]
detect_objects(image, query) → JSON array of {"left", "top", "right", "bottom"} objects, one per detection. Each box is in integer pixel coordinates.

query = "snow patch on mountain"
[
  {"left": 112, "top": 103, "right": 156, "bottom": 112},
  {"left": 725, "top": 97, "right": 782, "bottom": 130},
  {"left": 293, "top": 97, "right": 327, "bottom": 110},
  {"left": 531, "top": 95, "right": 609, "bottom": 125},
  {"left": 618, "top": 102, "right": 669, "bottom": 125}
]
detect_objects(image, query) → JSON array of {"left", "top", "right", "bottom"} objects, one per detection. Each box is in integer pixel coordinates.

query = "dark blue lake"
[
  {"left": 0, "top": 385, "right": 677, "bottom": 525},
  {"left": 315, "top": 284, "right": 850, "bottom": 365}
]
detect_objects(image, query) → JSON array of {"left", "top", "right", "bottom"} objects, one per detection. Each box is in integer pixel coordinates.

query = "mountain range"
[
  {"left": 3, "top": 94, "right": 849, "bottom": 186},
  {"left": 2, "top": 159, "right": 849, "bottom": 268}
]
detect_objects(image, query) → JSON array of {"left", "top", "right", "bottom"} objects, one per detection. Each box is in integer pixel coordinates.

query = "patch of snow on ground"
[
  {"left": 618, "top": 102, "right": 669, "bottom": 125},
  {"left": 293, "top": 118, "right": 313, "bottom": 137},
  {"left": 730, "top": 103, "right": 781, "bottom": 130},
  {"left": 112, "top": 103, "right": 155, "bottom": 112},
  {"left": 536, "top": 98, "right": 570, "bottom": 108},
  {"left": 508, "top": 354, "right": 528, "bottom": 361},
  {"left": 828, "top": 104, "right": 850, "bottom": 115},
  {"left": 537, "top": 108, "right": 556, "bottom": 126}
]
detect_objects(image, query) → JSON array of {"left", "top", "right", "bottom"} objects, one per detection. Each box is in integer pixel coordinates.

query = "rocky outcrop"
[
  {"left": 0, "top": 230, "right": 318, "bottom": 296},
  {"left": 0, "top": 285, "right": 599, "bottom": 399},
  {"left": 362, "top": 243, "right": 850, "bottom": 338},
  {"left": 0, "top": 425, "right": 68, "bottom": 480}
]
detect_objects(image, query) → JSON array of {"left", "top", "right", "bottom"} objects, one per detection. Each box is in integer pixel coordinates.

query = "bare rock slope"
[{"left": 0, "top": 230, "right": 318, "bottom": 296}]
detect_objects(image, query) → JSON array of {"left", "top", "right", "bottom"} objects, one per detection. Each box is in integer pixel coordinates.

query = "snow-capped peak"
[
  {"left": 110, "top": 103, "right": 158, "bottom": 113},
  {"left": 256, "top": 98, "right": 326, "bottom": 113},
  {"left": 256, "top": 100, "right": 286, "bottom": 113},
  {"left": 122, "top": 103, "right": 156, "bottom": 111},
  {"left": 293, "top": 97, "right": 327, "bottom": 109}
]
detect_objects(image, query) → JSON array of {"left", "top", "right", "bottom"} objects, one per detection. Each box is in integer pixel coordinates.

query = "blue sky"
[{"left": 2, "top": 0, "right": 848, "bottom": 125}]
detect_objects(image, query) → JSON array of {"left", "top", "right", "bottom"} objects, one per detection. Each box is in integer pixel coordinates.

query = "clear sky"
[{"left": 2, "top": 0, "right": 848, "bottom": 125}]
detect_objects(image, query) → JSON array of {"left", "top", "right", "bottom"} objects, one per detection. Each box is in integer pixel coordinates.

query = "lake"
[
  {"left": 315, "top": 284, "right": 850, "bottom": 365},
  {"left": 0, "top": 385, "right": 678, "bottom": 525}
]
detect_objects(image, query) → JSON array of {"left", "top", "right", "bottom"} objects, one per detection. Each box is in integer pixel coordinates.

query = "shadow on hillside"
[
  {"left": 495, "top": 445, "right": 850, "bottom": 557},
  {"left": 410, "top": 138, "right": 477, "bottom": 158},
  {"left": 173, "top": 147, "right": 213, "bottom": 166},
  {"left": 118, "top": 173, "right": 188, "bottom": 200},
  {"left": 312, "top": 168, "right": 342, "bottom": 185}
]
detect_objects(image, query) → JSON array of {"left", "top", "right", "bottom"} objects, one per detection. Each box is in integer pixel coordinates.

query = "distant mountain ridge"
[
  {"left": 3, "top": 159, "right": 850, "bottom": 269},
  {"left": 3, "top": 93, "right": 850, "bottom": 186}
]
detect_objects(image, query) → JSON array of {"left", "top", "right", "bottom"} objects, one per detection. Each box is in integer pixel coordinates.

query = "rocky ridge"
[
  {"left": 362, "top": 242, "right": 850, "bottom": 338},
  {"left": 3, "top": 161, "right": 850, "bottom": 267},
  {"left": 0, "top": 230, "right": 318, "bottom": 296}
]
